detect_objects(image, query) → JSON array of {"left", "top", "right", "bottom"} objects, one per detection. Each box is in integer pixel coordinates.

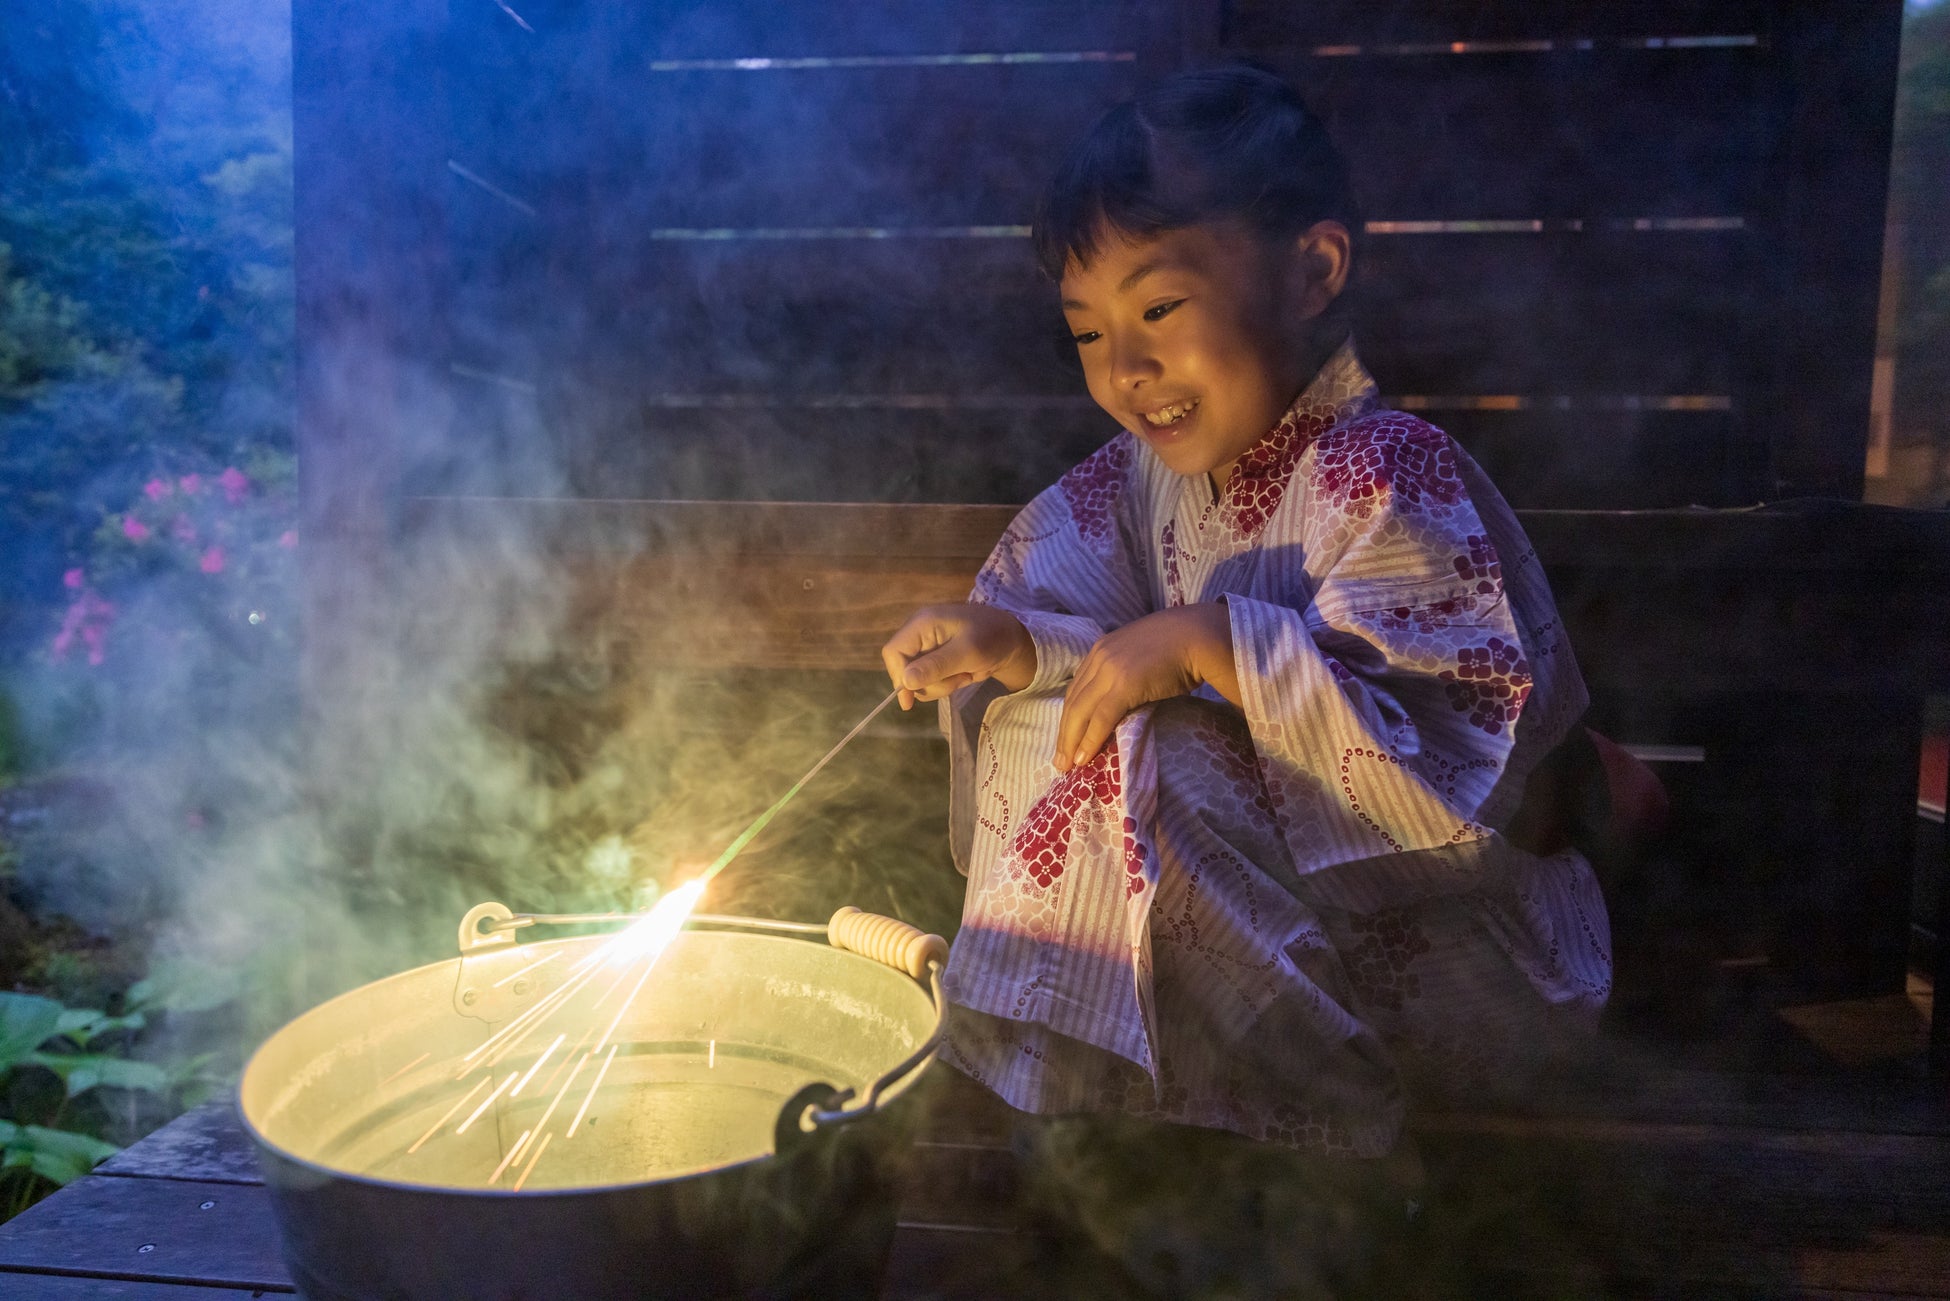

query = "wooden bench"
[{"left": 3, "top": 1047, "right": 1946, "bottom": 1297}]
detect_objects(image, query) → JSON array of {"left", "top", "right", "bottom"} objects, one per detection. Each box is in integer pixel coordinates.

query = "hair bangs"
[
  {"left": 1031, "top": 65, "right": 1361, "bottom": 284},
  {"left": 1031, "top": 103, "right": 1196, "bottom": 281}
]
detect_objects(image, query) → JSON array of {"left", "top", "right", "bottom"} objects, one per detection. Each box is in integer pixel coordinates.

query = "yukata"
[{"left": 939, "top": 343, "right": 1611, "bottom": 1158}]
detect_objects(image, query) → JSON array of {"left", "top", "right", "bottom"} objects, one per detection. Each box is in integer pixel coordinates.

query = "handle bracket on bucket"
[{"left": 798, "top": 962, "right": 948, "bottom": 1135}]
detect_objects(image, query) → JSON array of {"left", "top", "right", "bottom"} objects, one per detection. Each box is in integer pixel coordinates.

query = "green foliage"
[{"left": 0, "top": 988, "right": 186, "bottom": 1217}]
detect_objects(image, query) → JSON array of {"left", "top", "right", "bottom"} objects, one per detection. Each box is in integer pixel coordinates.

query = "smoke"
[{"left": 2, "top": 0, "right": 982, "bottom": 1071}]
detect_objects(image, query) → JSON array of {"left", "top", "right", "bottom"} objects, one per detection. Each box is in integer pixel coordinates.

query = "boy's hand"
[
  {"left": 1056, "top": 604, "right": 1238, "bottom": 771},
  {"left": 881, "top": 604, "right": 1037, "bottom": 711}
]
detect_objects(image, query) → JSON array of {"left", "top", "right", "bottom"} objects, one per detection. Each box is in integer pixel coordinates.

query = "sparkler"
[{"left": 399, "top": 690, "right": 898, "bottom": 1188}]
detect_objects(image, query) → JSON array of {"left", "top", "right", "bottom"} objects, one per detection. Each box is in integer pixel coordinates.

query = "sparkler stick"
[{"left": 691, "top": 690, "right": 898, "bottom": 888}]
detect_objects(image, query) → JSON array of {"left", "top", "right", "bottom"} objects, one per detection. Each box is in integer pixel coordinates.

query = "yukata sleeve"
[
  {"left": 941, "top": 438, "right": 1155, "bottom": 874},
  {"left": 1229, "top": 417, "right": 1538, "bottom": 912}
]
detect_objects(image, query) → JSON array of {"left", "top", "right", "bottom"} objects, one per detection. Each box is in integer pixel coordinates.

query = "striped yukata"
[{"left": 939, "top": 343, "right": 1612, "bottom": 1157}]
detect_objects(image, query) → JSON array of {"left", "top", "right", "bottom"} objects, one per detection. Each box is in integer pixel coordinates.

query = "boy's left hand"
[{"left": 1056, "top": 603, "right": 1238, "bottom": 771}]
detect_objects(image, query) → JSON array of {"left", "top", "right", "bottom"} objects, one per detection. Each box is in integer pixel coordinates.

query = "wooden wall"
[
  {"left": 291, "top": 3, "right": 1924, "bottom": 1005},
  {"left": 295, "top": 0, "right": 1902, "bottom": 524}
]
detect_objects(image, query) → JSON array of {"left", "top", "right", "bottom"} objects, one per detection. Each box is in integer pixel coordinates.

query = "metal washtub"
[{"left": 239, "top": 903, "right": 949, "bottom": 1300}]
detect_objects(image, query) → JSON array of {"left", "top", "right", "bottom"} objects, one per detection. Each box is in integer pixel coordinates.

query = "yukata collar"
[{"left": 1221, "top": 340, "right": 1379, "bottom": 502}]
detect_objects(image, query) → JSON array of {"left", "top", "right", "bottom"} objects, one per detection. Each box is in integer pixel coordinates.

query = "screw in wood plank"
[
  {"left": 138, "top": 1243, "right": 156, "bottom": 1253},
  {"left": 801, "top": 578, "right": 815, "bottom": 591},
  {"left": 201, "top": 1200, "right": 216, "bottom": 1209}
]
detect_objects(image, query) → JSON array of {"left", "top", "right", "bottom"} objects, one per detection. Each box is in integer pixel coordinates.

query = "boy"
[{"left": 882, "top": 66, "right": 1609, "bottom": 1159}]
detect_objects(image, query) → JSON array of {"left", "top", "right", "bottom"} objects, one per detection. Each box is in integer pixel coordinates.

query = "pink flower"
[
  {"left": 52, "top": 592, "right": 114, "bottom": 665},
  {"left": 179, "top": 474, "right": 203, "bottom": 495},
  {"left": 63, "top": 568, "right": 85, "bottom": 590},
  {"left": 122, "top": 516, "right": 151, "bottom": 543},
  {"left": 144, "top": 478, "right": 171, "bottom": 501},
  {"left": 199, "top": 545, "right": 226, "bottom": 574},
  {"left": 278, "top": 530, "right": 298, "bottom": 549},
  {"left": 218, "top": 467, "right": 250, "bottom": 503}
]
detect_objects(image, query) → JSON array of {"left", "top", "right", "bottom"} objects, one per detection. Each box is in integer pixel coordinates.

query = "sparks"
[
  {"left": 512, "top": 1132, "right": 554, "bottom": 1191},
  {"left": 456, "top": 1071, "right": 519, "bottom": 1135},
  {"left": 489, "top": 1130, "right": 533, "bottom": 1184},
  {"left": 605, "top": 878, "right": 708, "bottom": 968},
  {"left": 510, "top": 1033, "right": 565, "bottom": 1097},
  {"left": 568, "top": 1044, "right": 618, "bottom": 1137},
  {"left": 408, "top": 1077, "right": 487, "bottom": 1155}
]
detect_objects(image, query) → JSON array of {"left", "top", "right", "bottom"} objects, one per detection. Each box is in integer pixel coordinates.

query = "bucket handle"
[{"left": 796, "top": 959, "right": 948, "bottom": 1136}]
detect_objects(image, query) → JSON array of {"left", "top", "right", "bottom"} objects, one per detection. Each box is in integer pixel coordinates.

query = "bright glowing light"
[{"left": 605, "top": 878, "right": 707, "bottom": 968}]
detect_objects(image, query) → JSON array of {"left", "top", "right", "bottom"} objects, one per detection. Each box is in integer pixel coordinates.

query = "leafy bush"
[{"left": 0, "top": 986, "right": 215, "bottom": 1219}]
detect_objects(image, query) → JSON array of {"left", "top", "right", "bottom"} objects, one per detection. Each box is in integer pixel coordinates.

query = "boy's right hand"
[{"left": 880, "top": 604, "right": 1037, "bottom": 711}]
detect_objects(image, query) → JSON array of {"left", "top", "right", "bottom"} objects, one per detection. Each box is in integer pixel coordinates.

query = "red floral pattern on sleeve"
[{"left": 1056, "top": 436, "right": 1133, "bottom": 554}]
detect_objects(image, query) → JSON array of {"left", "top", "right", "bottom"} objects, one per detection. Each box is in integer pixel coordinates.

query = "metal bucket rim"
[{"left": 239, "top": 923, "right": 935, "bottom": 1196}]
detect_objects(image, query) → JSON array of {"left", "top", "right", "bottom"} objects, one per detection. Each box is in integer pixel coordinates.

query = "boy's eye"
[
  {"left": 1143, "top": 299, "right": 1185, "bottom": 322},
  {"left": 1071, "top": 330, "right": 1101, "bottom": 346}
]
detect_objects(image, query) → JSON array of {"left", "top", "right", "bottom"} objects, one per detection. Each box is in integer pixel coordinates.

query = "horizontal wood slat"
[
  {"left": 0, "top": 1177, "right": 291, "bottom": 1292},
  {"left": 0, "top": 1275, "right": 291, "bottom": 1299},
  {"left": 1227, "top": 0, "right": 1781, "bottom": 48},
  {"left": 396, "top": 500, "right": 1950, "bottom": 689}
]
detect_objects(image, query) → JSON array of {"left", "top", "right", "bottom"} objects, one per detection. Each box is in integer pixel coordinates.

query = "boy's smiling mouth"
[{"left": 1139, "top": 396, "right": 1200, "bottom": 429}]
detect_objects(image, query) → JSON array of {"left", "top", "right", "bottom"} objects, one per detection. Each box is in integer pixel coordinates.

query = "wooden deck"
[{"left": 0, "top": 980, "right": 1942, "bottom": 1299}]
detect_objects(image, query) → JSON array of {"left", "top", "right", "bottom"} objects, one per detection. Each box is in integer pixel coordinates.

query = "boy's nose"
[{"left": 1109, "top": 337, "right": 1162, "bottom": 391}]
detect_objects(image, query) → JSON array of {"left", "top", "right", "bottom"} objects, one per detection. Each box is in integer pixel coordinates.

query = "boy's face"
[{"left": 1059, "top": 220, "right": 1344, "bottom": 485}]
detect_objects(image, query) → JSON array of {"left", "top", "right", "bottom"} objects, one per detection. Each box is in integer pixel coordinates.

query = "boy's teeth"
[{"left": 1143, "top": 398, "right": 1198, "bottom": 427}]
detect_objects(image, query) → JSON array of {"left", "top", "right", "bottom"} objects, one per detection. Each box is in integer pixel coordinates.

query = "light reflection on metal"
[
  {"left": 646, "top": 225, "right": 1030, "bottom": 240},
  {"left": 1310, "top": 35, "right": 1759, "bottom": 56},
  {"left": 445, "top": 160, "right": 537, "bottom": 217},
  {"left": 648, "top": 51, "right": 1136, "bottom": 72}
]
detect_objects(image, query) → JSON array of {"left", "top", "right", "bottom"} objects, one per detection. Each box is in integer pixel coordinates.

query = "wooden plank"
[
  {"left": 462, "top": 0, "right": 1166, "bottom": 63},
  {"left": 1282, "top": 48, "right": 1767, "bottom": 221},
  {"left": 1227, "top": 0, "right": 1780, "bottom": 48},
  {"left": 0, "top": 1274, "right": 291, "bottom": 1298},
  {"left": 1419, "top": 1123, "right": 1950, "bottom": 1295},
  {"left": 401, "top": 496, "right": 1950, "bottom": 573},
  {"left": 97, "top": 1101, "right": 262, "bottom": 1186},
  {"left": 445, "top": 60, "right": 1140, "bottom": 231},
  {"left": 0, "top": 1177, "right": 291, "bottom": 1292},
  {"left": 1756, "top": 0, "right": 1903, "bottom": 500}
]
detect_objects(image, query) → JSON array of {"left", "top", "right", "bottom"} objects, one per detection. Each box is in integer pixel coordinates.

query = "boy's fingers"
[
  {"left": 903, "top": 639, "right": 990, "bottom": 690},
  {"left": 1057, "top": 657, "right": 1113, "bottom": 765},
  {"left": 912, "top": 672, "right": 976, "bottom": 703}
]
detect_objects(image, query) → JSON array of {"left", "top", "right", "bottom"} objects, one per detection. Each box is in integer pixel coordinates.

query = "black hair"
[{"left": 1031, "top": 64, "right": 1361, "bottom": 282}]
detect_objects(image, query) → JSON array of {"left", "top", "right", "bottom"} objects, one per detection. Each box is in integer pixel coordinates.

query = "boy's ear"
[{"left": 1291, "top": 220, "right": 1352, "bottom": 320}]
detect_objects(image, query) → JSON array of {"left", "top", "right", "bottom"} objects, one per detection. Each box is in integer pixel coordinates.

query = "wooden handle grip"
[{"left": 827, "top": 906, "right": 949, "bottom": 979}]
